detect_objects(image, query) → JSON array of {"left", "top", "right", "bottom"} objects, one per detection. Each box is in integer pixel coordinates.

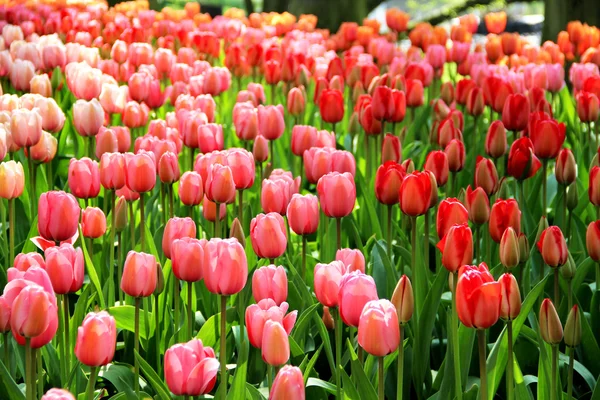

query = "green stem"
[
  {"left": 477, "top": 329, "right": 487, "bottom": 400},
  {"left": 36, "top": 346, "right": 42, "bottom": 396},
  {"left": 220, "top": 295, "right": 227, "bottom": 400},
  {"left": 187, "top": 281, "right": 193, "bottom": 339},
  {"left": 397, "top": 326, "right": 404, "bottom": 400},
  {"left": 334, "top": 308, "right": 342, "bottom": 400},
  {"left": 215, "top": 203, "right": 221, "bottom": 239},
  {"left": 63, "top": 295, "right": 70, "bottom": 377},
  {"left": 270, "top": 140, "right": 275, "bottom": 166},
  {"left": 190, "top": 147, "right": 195, "bottom": 173},
  {"left": 387, "top": 205, "right": 393, "bottom": 257},
  {"left": 27, "top": 149, "right": 35, "bottom": 219},
  {"left": 452, "top": 272, "right": 463, "bottom": 400},
  {"left": 267, "top": 364, "right": 273, "bottom": 392},
  {"left": 238, "top": 190, "right": 244, "bottom": 224},
  {"left": 475, "top": 225, "right": 481, "bottom": 263},
  {"left": 542, "top": 159, "right": 548, "bottom": 218},
  {"left": 568, "top": 280, "right": 573, "bottom": 310},
  {"left": 562, "top": 185, "right": 567, "bottom": 233},
  {"left": 31, "top": 347, "right": 37, "bottom": 400},
  {"left": 8, "top": 198, "right": 14, "bottom": 273},
  {"left": 109, "top": 190, "right": 116, "bottom": 307},
  {"left": 117, "top": 232, "right": 123, "bottom": 305},
  {"left": 160, "top": 183, "right": 166, "bottom": 225},
  {"left": 129, "top": 202, "right": 135, "bottom": 250},
  {"left": 424, "top": 209, "right": 430, "bottom": 272},
  {"left": 238, "top": 291, "right": 245, "bottom": 346},
  {"left": 174, "top": 277, "right": 180, "bottom": 343},
  {"left": 154, "top": 293, "right": 161, "bottom": 375},
  {"left": 3, "top": 332, "right": 9, "bottom": 375},
  {"left": 139, "top": 194, "right": 145, "bottom": 252},
  {"left": 596, "top": 262, "right": 600, "bottom": 294},
  {"left": 25, "top": 338, "right": 32, "bottom": 400},
  {"left": 551, "top": 345, "right": 557, "bottom": 400},
  {"left": 411, "top": 217, "right": 418, "bottom": 323},
  {"left": 85, "top": 366, "right": 98, "bottom": 400},
  {"left": 567, "top": 346, "right": 574, "bottom": 400},
  {"left": 336, "top": 218, "right": 341, "bottom": 250},
  {"left": 168, "top": 184, "right": 174, "bottom": 218},
  {"left": 134, "top": 297, "right": 140, "bottom": 395},
  {"left": 507, "top": 319, "right": 514, "bottom": 400},
  {"left": 554, "top": 268, "right": 559, "bottom": 308},
  {"left": 378, "top": 356, "right": 385, "bottom": 400},
  {"left": 301, "top": 236, "right": 307, "bottom": 282}
]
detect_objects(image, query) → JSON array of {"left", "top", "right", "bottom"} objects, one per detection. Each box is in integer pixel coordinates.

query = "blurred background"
[{"left": 131, "top": 0, "right": 599, "bottom": 44}]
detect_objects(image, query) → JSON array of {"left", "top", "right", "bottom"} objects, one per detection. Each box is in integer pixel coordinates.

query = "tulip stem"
[
  {"left": 85, "top": 366, "right": 98, "bottom": 400},
  {"left": 160, "top": 184, "right": 166, "bottom": 225},
  {"left": 215, "top": 203, "right": 221, "bottom": 239},
  {"left": 187, "top": 281, "right": 193, "bottom": 339},
  {"left": 386, "top": 205, "right": 393, "bottom": 257},
  {"left": 129, "top": 202, "right": 135, "bottom": 250},
  {"left": 568, "top": 279, "right": 573, "bottom": 310},
  {"left": 397, "top": 326, "right": 404, "bottom": 400},
  {"left": 411, "top": 217, "right": 418, "bottom": 323},
  {"left": 8, "top": 198, "right": 14, "bottom": 269},
  {"left": 554, "top": 268, "right": 560, "bottom": 308},
  {"left": 238, "top": 190, "right": 244, "bottom": 224},
  {"left": 336, "top": 218, "right": 341, "bottom": 250},
  {"left": 301, "top": 236, "right": 307, "bottom": 282},
  {"left": 47, "top": 156, "right": 53, "bottom": 189},
  {"left": 3, "top": 332, "right": 9, "bottom": 374},
  {"left": 63, "top": 295, "right": 70, "bottom": 376},
  {"left": 551, "top": 345, "right": 557, "bottom": 400},
  {"left": 168, "top": 184, "right": 174, "bottom": 218},
  {"left": 220, "top": 295, "right": 227, "bottom": 399},
  {"left": 134, "top": 297, "right": 140, "bottom": 395},
  {"left": 334, "top": 307, "right": 342, "bottom": 400},
  {"left": 270, "top": 140, "right": 275, "bottom": 167},
  {"left": 190, "top": 148, "right": 195, "bottom": 173},
  {"left": 424, "top": 209, "right": 430, "bottom": 272},
  {"left": 507, "top": 319, "right": 514, "bottom": 400},
  {"left": 378, "top": 356, "right": 385, "bottom": 400},
  {"left": 542, "top": 159, "right": 548, "bottom": 218},
  {"left": 25, "top": 338, "right": 32, "bottom": 400},
  {"left": 109, "top": 190, "right": 116, "bottom": 307},
  {"left": 117, "top": 232, "right": 123, "bottom": 305},
  {"left": 154, "top": 293, "right": 161, "bottom": 374},
  {"left": 477, "top": 329, "right": 487, "bottom": 400},
  {"left": 452, "top": 272, "right": 463, "bottom": 400},
  {"left": 174, "top": 277, "right": 181, "bottom": 342},
  {"left": 27, "top": 148, "right": 35, "bottom": 218},
  {"left": 474, "top": 225, "right": 480, "bottom": 263},
  {"left": 37, "top": 346, "right": 42, "bottom": 396},
  {"left": 567, "top": 346, "right": 574, "bottom": 400},
  {"left": 267, "top": 365, "right": 273, "bottom": 392},
  {"left": 139, "top": 194, "right": 145, "bottom": 252}
]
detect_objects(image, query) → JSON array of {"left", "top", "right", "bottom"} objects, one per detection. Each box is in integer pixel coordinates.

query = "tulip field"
[{"left": 2, "top": 1, "right": 600, "bottom": 399}]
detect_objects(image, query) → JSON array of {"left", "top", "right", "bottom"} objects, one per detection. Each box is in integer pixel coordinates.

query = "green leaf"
[
  {"left": 0, "top": 359, "right": 24, "bottom": 400},
  {"left": 371, "top": 240, "right": 397, "bottom": 299},
  {"left": 312, "top": 312, "right": 335, "bottom": 378},
  {"left": 227, "top": 338, "right": 248, "bottom": 400},
  {"left": 108, "top": 306, "right": 154, "bottom": 340},
  {"left": 301, "top": 344, "right": 322, "bottom": 384},
  {"left": 246, "top": 383, "right": 267, "bottom": 400},
  {"left": 80, "top": 227, "right": 106, "bottom": 309},
  {"left": 306, "top": 377, "right": 336, "bottom": 394},
  {"left": 347, "top": 339, "right": 377, "bottom": 400},
  {"left": 134, "top": 349, "right": 171, "bottom": 400},
  {"left": 100, "top": 363, "right": 136, "bottom": 393},
  {"left": 196, "top": 307, "right": 237, "bottom": 349}
]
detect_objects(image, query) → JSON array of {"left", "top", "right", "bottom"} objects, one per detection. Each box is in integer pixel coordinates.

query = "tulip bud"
[
  {"left": 564, "top": 305, "right": 582, "bottom": 347},
  {"left": 390, "top": 275, "right": 413, "bottom": 324},
  {"left": 465, "top": 186, "right": 489, "bottom": 225},
  {"left": 466, "top": 87, "right": 485, "bottom": 116},
  {"left": 154, "top": 263, "right": 164, "bottom": 295},
  {"left": 230, "top": 217, "right": 246, "bottom": 248},
  {"left": 499, "top": 273, "right": 521, "bottom": 320},
  {"left": 253, "top": 135, "right": 269, "bottom": 164},
  {"left": 540, "top": 299, "right": 563, "bottom": 345},
  {"left": 114, "top": 196, "right": 127, "bottom": 232},
  {"left": 485, "top": 121, "right": 507, "bottom": 159},
  {"left": 382, "top": 134, "right": 401, "bottom": 164},
  {"left": 561, "top": 253, "right": 576, "bottom": 280},
  {"left": 567, "top": 182, "right": 578, "bottom": 210},
  {"left": 555, "top": 149, "right": 576, "bottom": 185},
  {"left": 500, "top": 227, "right": 520, "bottom": 269},
  {"left": 445, "top": 139, "right": 465, "bottom": 172},
  {"left": 440, "top": 82, "right": 454, "bottom": 105},
  {"left": 322, "top": 306, "right": 334, "bottom": 330},
  {"left": 518, "top": 233, "right": 529, "bottom": 264},
  {"left": 82, "top": 207, "right": 107, "bottom": 239},
  {"left": 497, "top": 177, "right": 511, "bottom": 200},
  {"left": 537, "top": 226, "right": 568, "bottom": 268},
  {"left": 457, "top": 188, "right": 466, "bottom": 204}
]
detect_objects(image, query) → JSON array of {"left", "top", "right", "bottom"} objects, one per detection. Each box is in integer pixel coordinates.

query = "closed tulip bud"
[
  {"left": 44, "top": 244, "right": 84, "bottom": 295},
  {"left": 270, "top": 365, "right": 305, "bottom": 400},
  {"left": 437, "top": 198, "right": 469, "bottom": 240},
  {"left": 258, "top": 104, "right": 285, "bottom": 141},
  {"left": 82, "top": 207, "right": 106, "bottom": 239},
  {"left": 99, "top": 153, "right": 126, "bottom": 190},
  {"left": 317, "top": 172, "right": 356, "bottom": 218},
  {"left": 555, "top": 148, "right": 576, "bottom": 185},
  {"left": 319, "top": 89, "right": 344, "bottom": 124},
  {"left": 391, "top": 275, "right": 414, "bottom": 324},
  {"left": 485, "top": 121, "right": 507, "bottom": 159},
  {"left": 381, "top": 133, "right": 402, "bottom": 164},
  {"left": 539, "top": 299, "right": 563, "bottom": 345},
  {"left": 405, "top": 79, "right": 424, "bottom": 108},
  {"left": 261, "top": 320, "right": 290, "bottom": 366},
  {"left": 475, "top": 156, "right": 499, "bottom": 196},
  {"left": 0, "top": 160, "right": 24, "bottom": 199},
  {"left": 287, "top": 87, "right": 305, "bottom": 117},
  {"left": 250, "top": 213, "right": 287, "bottom": 259},
  {"left": 358, "top": 299, "right": 400, "bottom": 356},
  {"left": 125, "top": 152, "right": 156, "bottom": 193},
  {"left": 338, "top": 272, "right": 378, "bottom": 327},
  {"left": 114, "top": 196, "right": 127, "bottom": 232},
  {"left": 561, "top": 253, "right": 576, "bottom": 280},
  {"left": 121, "top": 251, "right": 157, "bottom": 297},
  {"left": 502, "top": 94, "right": 530, "bottom": 132},
  {"left": 564, "top": 305, "right": 582, "bottom": 347},
  {"left": 31, "top": 74, "right": 52, "bottom": 98},
  {"left": 587, "top": 221, "right": 600, "bottom": 261},
  {"left": 440, "top": 82, "right": 455, "bottom": 105},
  {"left": 164, "top": 339, "right": 219, "bottom": 396},
  {"left": 489, "top": 199, "right": 521, "bottom": 243},
  {"left": 68, "top": 158, "right": 100, "bottom": 199},
  {"left": 171, "top": 237, "right": 205, "bottom": 282},
  {"left": 466, "top": 87, "right": 485, "bottom": 116},
  {"left": 74, "top": 311, "right": 116, "bottom": 366},
  {"left": 158, "top": 151, "right": 180, "bottom": 184},
  {"left": 576, "top": 91, "right": 599, "bottom": 123},
  {"left": 314, "top": 261, "right": 346, "bottom": 307},
  {"left": 41, "top": 389, "right": 75, "bottom": 400},
  {"left": 203, "top": 238, "right": 248, "bottom": 295},
  {"left": 567, "top": 182, "right": 578, "bottom": 210},
  {"left": 399, "top": 171, "right": 433, "bottom": 216},
  {"left": 445, "top": 139, "right": 465, "bottom": 172},
  {"left": 335, "top": 248, "right": 366, "bottom": 273},
  {"left": 437, "top": 223, "right": 473, "bottom": 273},
  {"left": 226, "top": 149, "right": 255, "bottom": 190},
  {"left": 499, "top": 273, "right": 521, "bottom": 320},
  {"left": 287, "top": 194, "right": 319, "bottom": 236},
  {"left": 253, "top": 135, "right": 269, "bottom": 163},
  {"left": 252, "top": 265, "right": 288, "bottom": 305},
  {"left": 465, "top": 186, "right": 490, "bottom": 225},
  {"left": 229, "top": 218, "right": 246, "bottom": 248},
  {"left": 178, "top": 172, "right": 203, "bottom": 206},
  {"left": 499, "top": 227, "right": 520, "bottom": 268},
  {"left": 537, "top": 226, "right": 568, "bottom": 267},
  {"left": 424, "top": 151, "right": 449, "bottom": 187},
  {"left": 456, "top": 263, "right": 501, "bottom": 329},
  {"left": 518, "top": 233, "right": 529, "bottom": 264},
  {"left": 10, "top": 108, "right": 42, "bottom": 148},
  {"left": 38, "top": 191, "right": 81, "bottom": 243}
]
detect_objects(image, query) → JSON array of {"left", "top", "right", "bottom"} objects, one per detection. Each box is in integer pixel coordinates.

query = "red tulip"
[
  {"left": 456, "top": 263, "right": 501, "bottom": 329},
  {"left": 319, "top": 89, "right": 344, "bottom": 124},
  {"left": 529, "top": 119, "right": 566, "bottom": 159},
  {"left": 357, "top": 299, "right": 400, "bottom": 356},
  {"left": 74, "top": 311, "right": 116, "bottom": 366},
  {"left": 489, "top": 199, "right": 521, "bottom": 243},
  {"left": 456, "top": 79, "right": 477, "bottom": 106},
  {"left": 405, "top": 79, "right": 424, "bottom": 108},
  {"left": 381, "top": 133, "right": 402, "bottom": 164},
  {"left": 445, "top": 139, "right": 466, "bottom": 172},
  {"left": 399, "top": 171, "right": 432, "bottom": 216},
  {"left": 371, "top": 86, "right": 394, "bottom": 121},
  {"left": 501, "top": 94, "right": 530, "bottom": 132},
  {"left": 485, "top": 120, "right": 507, "bottom": 159},
  {"left": 537, "top": 226, "right": 568, "bottom": 267},
  {"left": 424, "top": 151, "right": 449, "bottom": 187},
  {"left": 586, "top": 221, "right": 600, "bottom": 261},
  {"left": 555, "top": 148, "right": 576, "bottom": 185},
  {"left": 375, "top": 161, "right": 406, "bottom": 205},
  {"left": 576, "top": 91, "right": 599, "bottom": 122},
  {"left": 590, "top": 166, "right": 600, "bottom": 206},
  {"left": 465, "top": 186, "right": 490, "bottom": 225},
  {"left": 436, "top": 198, "right": 469, "bottom": 239},
  {"left": 437, "top": 223, "right": 473, "bottom": 273},
  {"left": 507, "top": 138, "right": 542, "bottom": 180}
]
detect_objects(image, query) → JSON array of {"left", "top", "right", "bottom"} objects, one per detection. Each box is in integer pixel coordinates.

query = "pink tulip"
[
  {"left": 357, "top": 299, "right": 400, "bottom": 356},
  {"left": 246, "top": 299, "right": 297, "bottom": 348},
  {"left": 250, "top": 213, "right": 287, "bottom": 259},
  {"left": 270, "top": 365, "right": 305, "bottom": 400},
  {"left": 81, "top": 207, "right": 106, "bottom": 239},
  {"left": 171, "top": 238, "right": 205, "bottom": 282},
  {"left": 287, "top": 194, "right": 320, "bottom": 236},
  {"left": 338, "top": 271, "right": 379, "bottom": 327},
  {"left": 205, "top": 163, "right": 236, "bottom": 204},
  {"left": 13, "top": 252, "right": 45, "bottom": 272},
  {"left": 163, "top": 217, "right": 197, "bottom": 260},
  {"left": 257, "top": 104, "right": 285, "bottom": 141},
  {"left": 41, "top": 389, "right": 76, "bottom": 400},
  {"left": 38, "top": 191, "right": 81, "bottom": 243},
  {"left": 226, "top": 149, "right": 255, "bottom": 190},
  {"left": 73, "top": 99, "right": 104, "bottom": 137},
  {"left": 68, "top": 158, "right": 100, "bottom": 199},
  {"left": 125, "top": 151, "right": 156, "bottom": 193},
  {"left": 178, "top": 171, "right": 204, "bottom": 206},
  {"left": 252, "top": 265, "right": 288, "bottom": 305},
  {"left": 314, "top": 260, "right": 346, "bottom": 307},
  {"left": 261, "top": 320, "right": 290, "bottom": 366},
  {"left": 164, "top": 339, "right": 219, "bottom": 396},
  {"left": 121, "top": 251, "right": 157, "bottom": 298},
  {"left": 44, "top": 244, "right": 84, "bottom": 295},
  {"left": 317, "top": 172, "right": 356, "bottom": 218},
  {"left": 10, "top": 108, "right": 42, "bottom": 148},
  {"left": 74, "top": 311, "right": 116, "bottom": 366},
  {"left": 202, "top": 238, "right": 248, "bottom": 295},
  {"left": 99, "top": 152, "right": 126, "bottom": 190},
  {"left": 335, "top": 248, "right": 366, "bottom": 273}
]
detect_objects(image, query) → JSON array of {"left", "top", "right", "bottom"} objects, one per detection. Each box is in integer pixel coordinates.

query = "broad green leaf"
[
  {"left": 80, "top": 227, "right": 106, "bottom": 309},
  {"left": 108, "top": 306, "right": 154, "bottom": 340},
  {"left": 347, "top": 339, "right": 377, "bottom": 400},
  {"left": 134, "top": 349, "right": 171, "bottom": 400},
  {"left": 0, "top": 359, "right": 24, "bottom": 400}
]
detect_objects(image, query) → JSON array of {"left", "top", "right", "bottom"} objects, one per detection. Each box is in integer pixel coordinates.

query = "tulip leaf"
[
  {"left": 371, "top": 240, "right": 397, "bottom": 299},
  {"left": 339, "top": 367, "right": 361, "bottom": 400},
  {"left": 80, "top": 226, "right": 106, "bottom": 309},
  {"left": 195, "top": 307, "right": 237, "bottom": 349},
  {"left": 99, "top": 363, "right": 136, "bottom": 393},
  {"left": 306, "top": 377, "right": 336, "bottom": 394},
  {"left": 301, "top": 343, "right": 322, "bottom": 384},
  {"left": 312, "top": 312, "right": 336, "bottom": 378},
  {"left": 245, "top": 383, "right": 267, "bottom": 400},
  {"left": 0, "top": 359, "right": 24, "bottom": 400},
  {"left": 134, "top": 349, "right": 171, "bottom": 400},
  {"left": 346, "top": 339, "right": 378, "bottom": 400},
  {"left": 354, "top": 169, "right": 382, "bottom": 239},
  {"left": 227, "top": 338, "right": 248, "bottom": 400},
  {"left": 108, "top": 305, "right": 154, "bottom": 340},
  {"left": 486, "top": 276, "right": 547, "bottom": 399}
]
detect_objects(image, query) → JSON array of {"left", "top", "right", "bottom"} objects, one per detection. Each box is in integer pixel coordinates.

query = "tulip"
[
  {"left": 338, "top": 271, "right": 378, "bottom": 327},
  {"left": 530, "top": 119, "right": 566, "bottom": 160},
  {"left": 466, "top": 87, "right": 485, "bottom": 116},
  {"left": 456, "top": 263, "right": 501, "bottom": 329},
  {"left": 391, "top": 275, "right": 414, "bottom": 325},
  {"left": 252, "top": 265, "right": 288, "bottom": 305},
  {"left": 537, "top": 226, "right": 568, "bottom": 268},
  {"left": 125, "top": 152, "right": 156, "bottom": 193},
  {"left": 314, "top": 261, "right": 346, "bottom": 307},
  {"left": 99, "top": 84, "right": 126, "bottom": 115},
  {"left": 203, "top": 238, "right": 248, "bottom": 295},
  {"left": 586, "top": 221, "right": 600, "bottom": 261},
  {"left": 250, "top": 213, "right": 287, "bottom": 260},
  {"left": 474, "top": 157, "right": 499, "bottom": 196},
  {"left": 499, "top": 273, "right": 521, "bottom": 320},
  {"left": 576, "top": 91, "right": 599, "bottom": 122},
  {"left": 179, "top": 171, "right": 204, "bottom": 206},
  {"left": 319, "top": 89, "right": 344, "bottom": 125},
  {"left": 74, "top": 311, "right": 116, "bottom": 367},
  {"left": 502, "top": 94, "right": 530, "bottom": 132},
  {"left": 287, "top": 88, "right": 305, "bottom": 117},
  {"left": 485, "top": 120, "right": 507, "bottom": 159},
  {"left": 539, "top": 298, "right": 563, "bottom": 345},
  {"left": 164, "top": 339, "right": 219, "bottom": 396},
  {"left": 202, "top": 196, "right": 227, "bottom": 223},
  {"left": 163, "top": 217, "right": 196, "bottom": 260},
  {"left": 399, "top": 171, "right": 432, "bottom": 217},
  {"left": 0, "top": 160, "right": 24, "bottom": 199},
  {"left": 465, "top": 186, "right": 490, "bottom": 225},
  {"left": 226, "top": 148, "right": 255, "bottom": 190},
  {"left": 372, "top": 86, "right": 394, "bottom": 121},
  {"left": 205, "top": 163, "right": 236, "bottom": 205},
  {"left": 424, "top": 151, "right": 449, "bottom": 187},
  {"left": 555, "top": 148, "right": 577, "bottom": 185},
  {"left": 44, "top": 244, "right": 84, "bottom": 295},
  {"left": 489, "top": 199, "right": 521, "bottom": 243},
  {"left": 81, "top": 207, "right": 106, "bottom": 239},
  {"left": 261, "top": 320, "right": 290, "bottom": 366},
  {"left": 499, "top": 227, "right": 520, "bottom": 269},
  {"left": 507, "top": 138, "right": 542, "bottom": 178},
  {"left": 253, "top": 135, "right": 269, "bottom": 164},
  {"left": 68, "top": 158, "right": 100, "bottom": 199},
  {"left": 13, "top": 253, "right": 45, "bottom": 272},
  {"left": 99, "top": 153, "right": 126, "bottom": 190},
  {"left": 171, "top": 238, "right": 205, "bottom": 282},
  {"left": 375, "top": 161, "right": 406, "bottom": 205},
  {"left": 27, "top": 131, "right": 56, "bottom": 164},
  {"left": 358, "top": 299, "right": 400, "bottom": 356},
  {"left": 197, "top": 124, "right": 224, "bottom": 154},
  {"left": 437, "top": 223, "right": 473, "bottom": 273},
  {"left": 405, "top": 79, "right": 424, "bottom": 108},
  {"left": 121, "top": 251, "right": 157, "bottom": 298},
  {"left": 270, "top": 365, "right": 305, "bottom": 400},
  {"left": 10, "top": 59, "right": 35, "bottom": 92},
  {"left": 445, "top": 139, "right": 466, "bottom": 173},
  {"left": 10, "top": 108, "right": 42, "bottom": 148},
  {"left": 40, "top": 389, "right": 76, "bottom": 400},
  {"left": 72, "top": 99, "right": 104, "bottom": 138},
  {"left": 10, "top": 284, "right": 55, "bottom": 339},
  {"left": 38, "top": 191, "right": 81, "bottom": 243},
  {"left": 317, "top": 172, "right": 356, "bottom": 219},
  {"left": 257, "top": 104, "right": 285, "bottom": 141},
  {"left": 436, "top": 198, "right": 469, "bottom": 239},
  {"left": 381, "top": 134, "right": 402, "bottom": 164},
  {"left": 564, "top": 305, "right": 581, "bottom": 348},
  {"left": 590, "top": 167, "right": 600, "bottom": 206},
  {"left": 287, "top": 194, "right": 320, "bottom": 236},
  {"left": 245, "top": 299, "right": 297, "bottom": 349}
]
